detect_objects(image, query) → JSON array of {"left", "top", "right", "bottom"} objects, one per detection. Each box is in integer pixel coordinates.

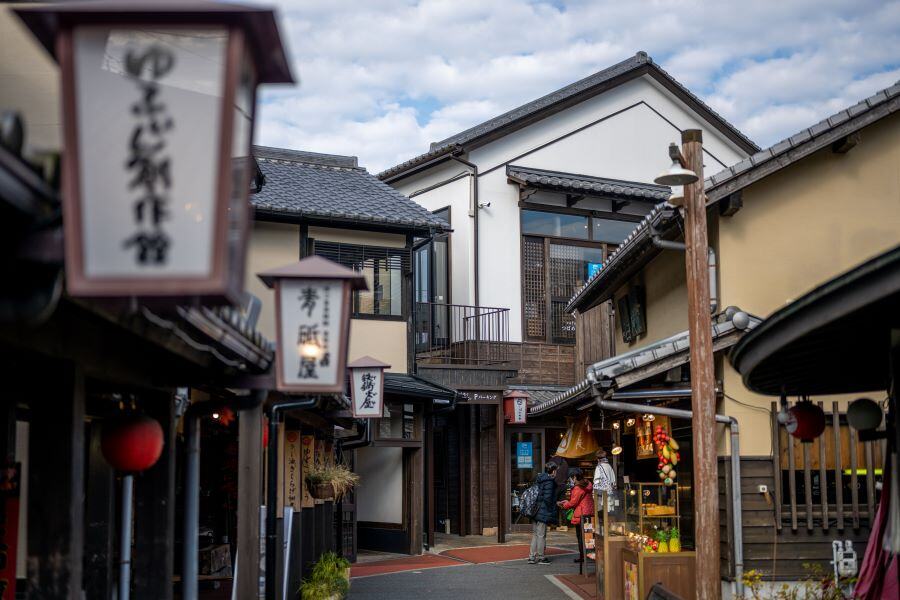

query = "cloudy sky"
[{"left": 252, "top": 0, "right": 900, "bottom": 173}]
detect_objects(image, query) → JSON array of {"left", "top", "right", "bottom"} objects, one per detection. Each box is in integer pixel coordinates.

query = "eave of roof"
[
  {"left": 378, "top": 51, "right": 758, "bottom": 181},
  {"left": 530, "top": 309, "right": 760, "bottom": 416},
  {"left": 507, "top": 165, "right": 670, "bottom": 203},
  {"left": 384, "top": 373, "right": 458, "bottom": 400},
  {"left": 565, "top": 203, "right": 681, "bottom": 312}
]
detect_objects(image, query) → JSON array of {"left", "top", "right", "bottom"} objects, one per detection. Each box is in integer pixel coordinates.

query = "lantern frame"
[
  {"left": 14, "top": 2, "right": 293, "bottom": 302},
  {"left": 504, "top": 390, "right": 530, "bottom": 424},
  {"left": 348, "top": 356, "right": 391, "bottom": 419},
  {"left": 259, "top": 256, "right": 367, "bottom": 394}
]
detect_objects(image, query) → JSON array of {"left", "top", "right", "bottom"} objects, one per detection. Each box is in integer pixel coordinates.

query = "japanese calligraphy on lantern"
[
  {"left": 71, "top": 27, "right": 227, "bottom": 281},
  {"left": 511, "top": 396, "right": 528, "bottom": 424},
  {"left": 283, "top": 431, "right": 301, "bottom": 510},
  {"left": 351, "top": 368, "right": 383, "bottom": 418},
  {"left": 300, "top": 435, "right": 315, "bottom": 509},
  {"left": 277, "top": 279, "right": 344, "bottom": 390}
]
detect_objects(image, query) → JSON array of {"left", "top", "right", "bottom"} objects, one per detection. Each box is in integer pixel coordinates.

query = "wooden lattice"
[{"left": 522, "top": 237, "right": 546, "bottom": 340}]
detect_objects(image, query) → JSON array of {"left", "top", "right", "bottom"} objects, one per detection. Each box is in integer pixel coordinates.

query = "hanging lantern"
[
  {"left": 14, "top": 1, "right": 294, "bottom": 302},
  {"left": 504, "top": 390, "right": 530, "bottom": 424},
  {"left": 101, "top": 415, "right": 164, "bottom": 472},
  {"left": 784, "top": 401, "right": 826, "bottom": 442},
  {"left": 847, "top": 398, "right": 883, "bottom": 431},
  {"left": 348, "top": 356, "right": 390, "bottom": 418},
  {"left": 258, "top": 256, "right": 367, "bottom": 393}
]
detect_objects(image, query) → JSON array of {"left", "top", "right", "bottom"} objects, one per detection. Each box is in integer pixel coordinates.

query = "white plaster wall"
[{"left": 355, "top": 446, "right": 403, "bottom": 524}]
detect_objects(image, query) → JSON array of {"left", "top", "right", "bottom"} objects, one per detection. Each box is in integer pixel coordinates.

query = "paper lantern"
[
  {"left": 101, "top": 415, "right": 164, "bottom": 472},
  {"left": 847, "top": 398, "right": 883, "bottom": 431},
  {"left": 784, "top": 402, "right": 826, "bottom": 442}
]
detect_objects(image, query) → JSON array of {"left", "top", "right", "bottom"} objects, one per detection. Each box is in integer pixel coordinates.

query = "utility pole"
[{"left": 681, "top": 129, "right": 720, "bottom": 599}]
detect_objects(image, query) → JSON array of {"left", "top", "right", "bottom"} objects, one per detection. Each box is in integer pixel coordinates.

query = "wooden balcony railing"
[{"left": 414, "top": 302, "right": 510, "bottom": 365}]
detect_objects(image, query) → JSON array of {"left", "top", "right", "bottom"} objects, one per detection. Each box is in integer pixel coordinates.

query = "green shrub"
[{"left": 299, "top": 552, "right": 351, "bottom": 600}]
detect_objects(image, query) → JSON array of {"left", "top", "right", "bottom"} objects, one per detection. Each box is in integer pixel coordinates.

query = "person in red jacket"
[{"left": 558, "top": 469, "right": 594, "bottom": 563}]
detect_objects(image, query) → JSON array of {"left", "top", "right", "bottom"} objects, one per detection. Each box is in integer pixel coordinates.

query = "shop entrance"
[{"left": 507, "top": 428, "right": 544, "bottom": 532}]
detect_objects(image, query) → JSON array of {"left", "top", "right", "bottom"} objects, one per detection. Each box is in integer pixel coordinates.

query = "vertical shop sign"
[
  {"left": 284, "top": 431, "right": 301, "bottom": 510},
  {"left": 300, "top": 436, "right": 315, "bottom": 508},
  {"left": 516, "top": 442, "right": 533, "bottom": 469}
]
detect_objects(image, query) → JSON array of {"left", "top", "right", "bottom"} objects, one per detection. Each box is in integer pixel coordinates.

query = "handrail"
[{"left": 414, "top": 301, "right": 510, "bottom": 365}]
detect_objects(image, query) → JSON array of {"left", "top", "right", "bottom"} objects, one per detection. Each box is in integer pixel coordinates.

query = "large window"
[
  {"left": 521, "top": 209, "right": 638, "bottom": 343},
  {"left": 313, "top": 241, "right": 409, "bottom": 319}
]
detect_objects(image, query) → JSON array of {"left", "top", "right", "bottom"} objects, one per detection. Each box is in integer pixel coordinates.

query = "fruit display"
[
  {"left": 626, "top": 527, "right": 682, "bottom": 553},
  {"left": 654, "top": 425, "right": 681, "bottom": 486},
  {"left": 668, "top": 527, "right": 681, "bottom": 553}
]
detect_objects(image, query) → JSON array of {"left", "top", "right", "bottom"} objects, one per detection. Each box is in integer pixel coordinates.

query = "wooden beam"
[
  {"left": 237, "top": 404, "right": 263, "bottom": 600},
  {"left": 495, "top": 403, "right": 505, "bottom": 544},
  {"left": 831, "top": 133, "right": 860, "bottom": 154},
  {"left": 84, "top": 421, "right": 116, "bottom": 600},
  {"left": 27, "top": 362, "right": 85, "bottom": 599},
  {"left": 718, "top": 191, "right": 743, "bottom": 217},
  {"left": 832, "top": 402, "right": 844, "bottom": 530},
  {"left": 566, "top": 194, "right": 585, "bottom": 207},
  {"left": 519, "top": 187, "right": 538, "bottom": 202},
  {"left": 611, "top": 198, "right": 629, "bottom": 212},
  {"left": 133, "top": 393, "right": 177, "bottom": 600},
  {"left": 770, "top": 402, "right": 783, "bottom": 531}
]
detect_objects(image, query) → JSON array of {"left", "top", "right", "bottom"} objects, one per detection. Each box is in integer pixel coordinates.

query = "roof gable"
[{"left": 379, "top": 51, "right": 758, "bottom": 181}]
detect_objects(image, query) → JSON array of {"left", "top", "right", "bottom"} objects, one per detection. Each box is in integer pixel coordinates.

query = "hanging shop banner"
[
  {"left": 557, "top": 413, "right": 600, "bottom": 458},
  {"left": 275, "top": 423, "right": 285, "bottom": 513},
  {"left": 516, "top": 442, "right": 533, "bottom": 469},
  {"left": 511, "top": 396, "right": 528, "bottom": 424},
  {"left": 0, "top": 463, "right": 20, "bottom": 600},
  {"left": 284, "top": 431, "right": 302, "bottom": 510},
  {"left": 300, "top": 435, "right": 315, "bottom": 508},
  {"left": 635, "top": 415, "right": 670, "bottom": 459}
]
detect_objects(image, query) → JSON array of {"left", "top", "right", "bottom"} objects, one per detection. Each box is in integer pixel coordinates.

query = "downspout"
[
  {"left": 450, "top": 156, "right": 479, "bottom": 306},
  {"left": 649, "top": 234, "right": 718, "bottom": 315},
  {"left": 594, "top": 397, "right": 744, "bottom": 597},
  {"left": 183, "top": 391, "right": 266, "bottom": 600},
  {"left": 265, "top": 396, "right": 320, "bottom": 600}
]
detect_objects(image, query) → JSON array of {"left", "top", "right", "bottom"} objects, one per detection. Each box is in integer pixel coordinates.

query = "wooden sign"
[
  {"left": 300, "top": 435, "right": 315, "bottom": 508},
  {"left": 457, "top": 390, "right": 502, "bottom": 404},
  {"left": 283, "top": 431, "right": 301, "bottom": 510}
]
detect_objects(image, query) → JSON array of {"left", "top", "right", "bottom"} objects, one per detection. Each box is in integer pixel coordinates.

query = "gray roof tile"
[
  {"left": 379, "top": 52, "right": 758, "bottom": 180},
  {"left": 507, "top": 165, "right": 671, "bottom": 202},
  {"left": 251, "top": 146, "right": 451, "bottom": 232}
]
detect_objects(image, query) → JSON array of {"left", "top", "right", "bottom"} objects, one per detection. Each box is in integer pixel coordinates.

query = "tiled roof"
[
  {"left": 385, "top": 374, "right": 458, "bottom": 400},
  {"left": 379, "top": 51, "right": 758, "bottom": 180},
  {"left": 252, "top": 145, "right": 451, "bottom": 233},
  {"left": 705, "top": 78, "right": 900, "bottom": 200},
  {"left": 505, "top": 384, "right": 571, "bottom": 406},
  {"left": 565, "top": 203, "right": 680, "bottom": 312},
  {"left": 530, "top": 309, "right": 760, "bottom": 416},
  {"left": 507, "top": 165, "right": 670, "bottom": 202}
]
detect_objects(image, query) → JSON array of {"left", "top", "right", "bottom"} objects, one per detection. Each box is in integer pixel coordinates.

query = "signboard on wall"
[
  {"left": 300, "top": 435, "right": 315, "bottom": 508},
  {"left": 458, "top": 390, "right": 502, "bottom": 404},
  {"left": 635, "top": 415, "right": 670, "bottom": 459},
  {"left": 516, "top": 442, "right": 533, "bottom": 469},
  {"left": 284, "top": 431, "right": 301, "bottom": 510},
  {"left": 511, "top": 396, "right": 528, "bottom": 424}
]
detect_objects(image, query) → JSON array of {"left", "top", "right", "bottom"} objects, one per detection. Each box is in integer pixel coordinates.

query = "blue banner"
[{"left": 516, "top": 442, "right": 533, "bottom": 469}]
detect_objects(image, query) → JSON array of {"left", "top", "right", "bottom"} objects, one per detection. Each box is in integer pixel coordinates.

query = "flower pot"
[{"left": 309, "top": 482, "right": 334, "bottom": 500}]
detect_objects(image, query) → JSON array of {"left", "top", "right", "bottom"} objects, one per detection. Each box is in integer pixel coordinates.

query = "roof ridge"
[{"left": 253, "top": 145, "right": 360, "bottom": 169}]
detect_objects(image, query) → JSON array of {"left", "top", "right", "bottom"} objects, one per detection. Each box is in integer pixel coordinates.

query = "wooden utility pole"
[{"left": 681, "top": 129, "right": 720, "bottom": 599}]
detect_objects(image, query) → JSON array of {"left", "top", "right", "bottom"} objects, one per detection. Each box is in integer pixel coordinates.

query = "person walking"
[
  {"left": 558, "top": 470, "right": 594, "bottom": 564},
  {"left": 528, "top": 461, "right": 558, "bottom": 565}
]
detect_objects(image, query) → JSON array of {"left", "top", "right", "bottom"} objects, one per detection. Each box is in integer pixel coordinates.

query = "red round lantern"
[
  {"left": 101, "top": 415, "right": 164, "bottom": 472},
  {"left": 784, "top": 402, "right": 826, "bottom": 442}
]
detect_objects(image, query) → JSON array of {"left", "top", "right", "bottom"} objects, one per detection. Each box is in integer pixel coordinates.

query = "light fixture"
[
  {"left": 625, "top": 417, "right": 636, "bottom": 428},
  {"left": 258, "top": 256, "right": 367, "bottom": 393},
  {"left": 643, "top": 413, "right": 655, "bottom": 422},
  {"left": 212, "top": 412, "right": 220, "bottom": 420},
  {"left": 654, "top": 143, "right": 699, "bottom": 187},
  {"left": 611, "top": 445, "right": 623, "bottom": 455},
  {"left": 612, "top": 421, "right": 620, "bottom": 430},
  {"left": 666, "top": 191, "right": 684, "bottom": 207},
  {"left": 348, "top": 356, "right": 391, "bottom": 418},
  {"left": 15, "top": 1, "right": 294, "bottom": 302}
]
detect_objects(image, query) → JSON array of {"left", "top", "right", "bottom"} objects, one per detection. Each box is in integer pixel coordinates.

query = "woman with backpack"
[
  {"left": 528, "top": 461, "right": 558, "bottom": 565},
  {"left": 558, "top": 469, "right": 594, "bottom": 564}
]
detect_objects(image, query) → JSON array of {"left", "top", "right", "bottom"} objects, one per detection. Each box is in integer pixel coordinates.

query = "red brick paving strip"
[
  {"left": 439, "top": 544, "right": 574, "bottom": 564},
  {"left": 350, "top": 553, "right": 466, "bottom": 578},
  {"left": 554, "top": 573, "right": 598, "bottom": 599}
]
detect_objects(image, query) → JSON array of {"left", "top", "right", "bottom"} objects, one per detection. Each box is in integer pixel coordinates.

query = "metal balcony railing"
[{"left": 414, "top": 302, "right": 510, "bottom": 365}]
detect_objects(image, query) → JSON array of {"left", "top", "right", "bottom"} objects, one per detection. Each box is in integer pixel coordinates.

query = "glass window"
[
  {"left": 593, "top": 218, "right": 637, "bottom": 244},
  {"left": 549, "top": 244, "right": 604, "bottom": 342},
  {"left": 433, "top": 206, "right": 450, "bottom": 227},
  {"left": 378, "top": 402, "right": 419, "bottom": 440},
  {"left": 522, "top": 210, "right": 589, "bottom": 239},
  {"left": 313, "top": 241, "right": 407, "bottom": 318}
]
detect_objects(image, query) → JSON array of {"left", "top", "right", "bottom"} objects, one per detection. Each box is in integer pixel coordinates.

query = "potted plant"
[
  {"left": 299, "top": 552, "right": 351, "bottom": 600},
  {"left": 305, "top": 463, "right": 360, "bottom": 501}
]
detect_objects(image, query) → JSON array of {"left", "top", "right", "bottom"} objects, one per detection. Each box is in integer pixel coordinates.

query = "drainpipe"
[
  {"left": 451, "top": 156, "right": 479, "bottom": 306},
  {"left": 708, "top": 247, "right": 719, "bottom": 314},
  {"left": 183, "top": 391, "right": 266, "bottom": 600},
  {"left": 265, "top": 397, "right": 321, "bottom": 600},
  {"left": 594, "top": 397, "right": 745, "bottom": 597},
  {"left": 338, "top": 420, "right": 371, "bottom": 451}
]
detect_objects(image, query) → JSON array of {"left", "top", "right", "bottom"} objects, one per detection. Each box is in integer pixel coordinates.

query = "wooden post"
[
  {"left": 770, "top": 402, "right": 783, "bottom": 531},
  {"left": 237, "top": 403, "right": 263, "bottom": 599},
  {"left": 681, "top": 129, "right": 720, "bottom": 599},
  {"left": 832, "top": 402, "right": 844, "bottom": 530},
  {"left": 133, "top": 393, "right": 177, "bottom": 600},
  {"left": 27, "top": 362, "right": 85, "bottom": 600},
  {"left": 84, "top": 421, "right": 116, "bottom": 599},
  {"left": 496, "top": 402, "right": 505, "bottom": 543},
  {"left": 817, "top": 402, "right": 829, "bottom": 532}
]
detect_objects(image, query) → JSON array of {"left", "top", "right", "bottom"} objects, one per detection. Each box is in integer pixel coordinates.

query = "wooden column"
[
  {"left": 27, "top": 363, "right": 85, "bottom": 600},
  {"left": 133, "top": 393, "right": 177, "bottom": 600},
  {"left": 236, "top": 403, "right": 263, "bottom": 600},
  {"left": 681, "top": 128, "right": 720, "bottom": 600},
  {"left": 84, "top": 422, "right": 116, "bottom": 600},
  {"left": 495, "top": 402, "right": 506, "bottom": 543}
]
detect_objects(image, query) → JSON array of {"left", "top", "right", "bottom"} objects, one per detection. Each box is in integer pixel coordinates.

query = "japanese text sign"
[{"left": 349, "top": 356, "right": 390, "bottom": 419}]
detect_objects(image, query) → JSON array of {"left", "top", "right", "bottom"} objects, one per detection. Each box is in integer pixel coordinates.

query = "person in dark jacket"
[{"left": 528, "top": 462, "right": 558, "bottom": 564}]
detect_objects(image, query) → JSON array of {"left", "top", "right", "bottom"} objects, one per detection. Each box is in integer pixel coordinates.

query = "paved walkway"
[{"left": 349, "top": 532, "right": 590, "bottom": 599}]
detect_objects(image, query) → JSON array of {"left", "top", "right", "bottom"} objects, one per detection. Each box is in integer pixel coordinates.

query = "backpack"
[{"left": 519, "top": 481, "right": 542, "bottom": 519}]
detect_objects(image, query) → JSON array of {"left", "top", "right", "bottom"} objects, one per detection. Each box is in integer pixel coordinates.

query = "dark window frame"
[{"left": 312, "top": 240, "right": 410, "bottom": 321}]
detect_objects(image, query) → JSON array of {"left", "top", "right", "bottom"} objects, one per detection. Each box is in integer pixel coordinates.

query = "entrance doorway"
[{"left": 507, "top": 428, "right": 544, "bottom": 532}]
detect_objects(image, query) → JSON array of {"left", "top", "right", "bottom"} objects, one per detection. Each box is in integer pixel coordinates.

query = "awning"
[
  {"left": 530, "top": 308, "right": 760, "bottom": 416},
  {"left": 384, "top": 373, "right": 457, "bottom": 401},
  {"left": 730, "top": 245, "right": 900, "bottom": 396}
]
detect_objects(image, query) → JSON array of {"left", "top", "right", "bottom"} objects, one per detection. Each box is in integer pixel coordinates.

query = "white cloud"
[{"left": 250, "top": 0, "right": 900, "bottom": 173}]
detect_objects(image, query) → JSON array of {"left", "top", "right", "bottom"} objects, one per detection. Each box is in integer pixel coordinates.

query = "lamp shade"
[
  {"left": 847, "top": 398, "right": 883, "bottom": 431},
  {"left": 14, "top": 1, "right": 293, "bottom": 302},
  {"left": 348, "top": 356, "right": 390, "bottom": 418},
  {"left": 785, "top": 401, "right": 826, "bottom": 442},
  {"left": 101, "top": 415, "right": 164, "bottom": 472},
  {"left": 654, "top": 161, "right": 699, "bottom": 187}
]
